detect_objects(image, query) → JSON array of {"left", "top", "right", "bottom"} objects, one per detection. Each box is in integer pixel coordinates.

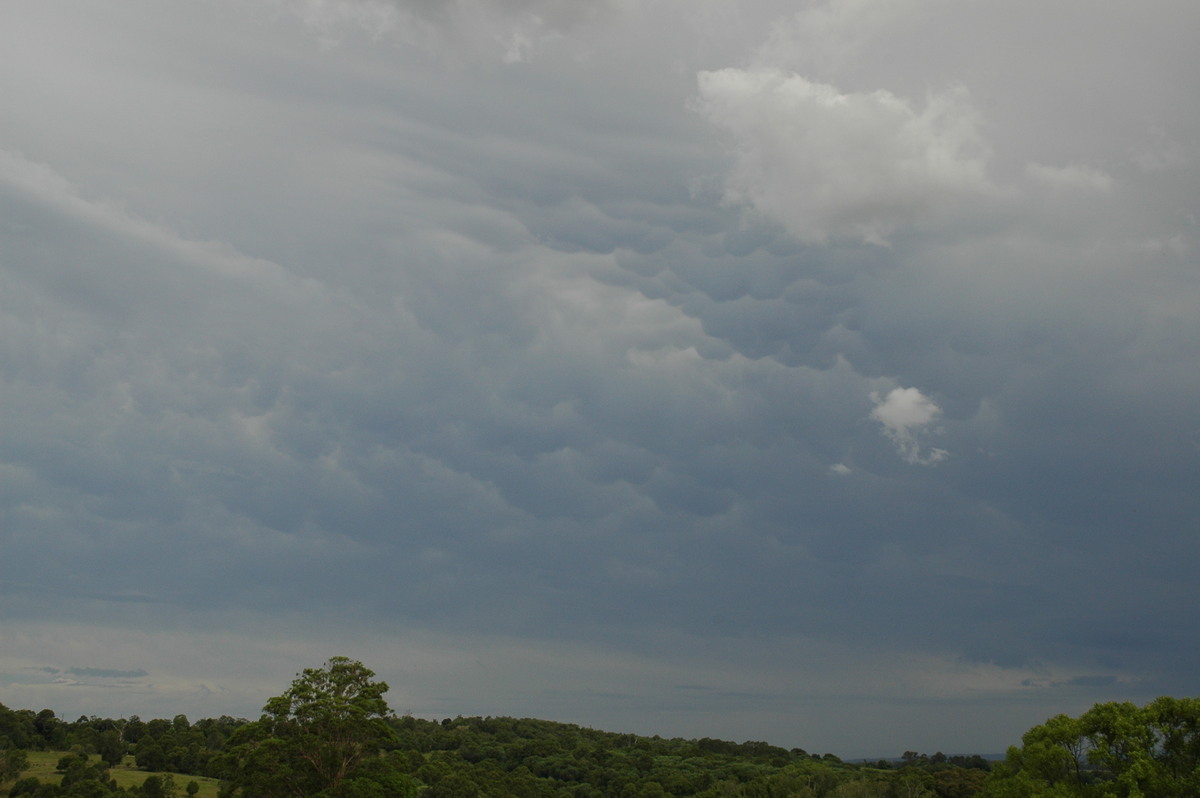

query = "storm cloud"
[{"left": 1, "top": 0, "right": 1198, "bottom": 757}]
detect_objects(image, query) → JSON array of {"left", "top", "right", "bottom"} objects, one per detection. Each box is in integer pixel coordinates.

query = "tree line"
[{"left": 3, "top": 657, "right": 1195, "bottom": 797}]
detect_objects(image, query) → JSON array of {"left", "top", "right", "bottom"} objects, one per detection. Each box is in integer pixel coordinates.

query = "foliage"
[
  {"left": 982, "top": 697, "right": 1200, "bottom": 797},
  {"left": 1, "top": 747, "right": 30, "bottom": 783},
  {"left": 216, "top": 657, "right": 399, "bottom": 798},
  {"left": 3, "top": 668, "right": 1018, "bottom": 798}
]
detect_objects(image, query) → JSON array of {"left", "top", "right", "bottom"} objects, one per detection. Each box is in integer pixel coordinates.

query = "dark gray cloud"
[{"left": 0, "top": 0, "right": 1198, "bottom": 758}]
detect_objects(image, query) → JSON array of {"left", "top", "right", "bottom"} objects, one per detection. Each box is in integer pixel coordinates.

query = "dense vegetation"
[
  {"left": 981, "top": 696, "right": 1200, "bottom": 797},
  {"left": 2, "top": 658, "right": 1193, "bottom": 797}
]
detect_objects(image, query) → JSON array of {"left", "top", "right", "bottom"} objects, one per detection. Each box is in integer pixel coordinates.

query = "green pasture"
[{"left": 8, "top": 751, "right": 222, "bottom": 798}]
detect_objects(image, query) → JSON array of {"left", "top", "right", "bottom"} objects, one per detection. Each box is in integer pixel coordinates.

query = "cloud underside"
[{"left": 0, "top": 0, "right": 1198, "bottom": 757}]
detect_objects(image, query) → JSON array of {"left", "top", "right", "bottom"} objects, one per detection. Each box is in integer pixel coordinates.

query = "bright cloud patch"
[
  {"left": 694, "top": 68, "right": 993, "bottom": 243},
  {"left": 870, "top": 386, "right": 947, "bottom": 465}
]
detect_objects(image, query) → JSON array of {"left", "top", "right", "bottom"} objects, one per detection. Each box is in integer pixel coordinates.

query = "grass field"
[{"left": 7, "top": 751, "right": 223, "bottom": 798}]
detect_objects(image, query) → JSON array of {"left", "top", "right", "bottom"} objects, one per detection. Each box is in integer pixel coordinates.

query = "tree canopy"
[
  {"left": 217, "top": 657, "right": 402, "bottom": 798},
  {"left": 10, "top": 666, "right": 1200, "bottom": 798},
  {"left": 981, "top": 697, "right": 1200, "bottom": 797}
]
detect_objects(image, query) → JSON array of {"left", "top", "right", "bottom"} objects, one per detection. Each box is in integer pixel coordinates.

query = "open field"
[{"left": 8, "top": 751, "right": 222, "bottom": 798}]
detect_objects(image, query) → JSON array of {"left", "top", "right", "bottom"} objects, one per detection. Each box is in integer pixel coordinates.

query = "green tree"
[
  {"left": 125, "top": 717, "right": 147, "bottom": 745},
  {"left": 140, "top": 774, "right": 178, "bottom": 798},
  {"left": 1078, "top": 701, "right": 1157, "bottom": 796},
  {"left": 134, "top": 738, "right": 168, "bottom": 772},
  {"left": 35, "top": 710, "right": 67, "bottom": 750},
  {"left": 1020, "top": 712, "right": 1088, "bottom": 789},
  {"left": 0, "top": 702, "right": 36, "bottom": 751},
  {"left": 933, "top": 767, "right": 988, "bottom": 798},
  {"left": 982, "top": 696, "right": 1200, "bottom": 797},
  {"left": 1, "top": 746, "right": 30, "bottom": 782},
  {"left": 8, "top": 777, "right": 42, "bottom": 797},
  {"left": 219, "top": 657, "right": 397, "bottom": 798},
  {"left": 1146, "top": 695, "right": 1200, "bottom": 793},
  {"left": 95, "top": 730, "right": 125, "bottom": 768}
]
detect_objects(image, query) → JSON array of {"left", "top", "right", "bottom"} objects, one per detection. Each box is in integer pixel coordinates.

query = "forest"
[{"left": 1, "top": 658, "right": 1196, "bottom": 797}]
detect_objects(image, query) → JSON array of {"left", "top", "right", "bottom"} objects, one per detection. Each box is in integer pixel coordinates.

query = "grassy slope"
[{"left": 9, "top": 751, "right": 222, "bottom": 798}]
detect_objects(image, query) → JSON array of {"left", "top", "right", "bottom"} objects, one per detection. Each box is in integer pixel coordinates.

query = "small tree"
[
  {"left": 96, "top": 729, "right": 125, "bottom": 768},
  {"left": 141, "top": 774, "right": 178, "bottom": 798},
  {"left": 1, "top": 747, "right": 30, "bottom": 782}
]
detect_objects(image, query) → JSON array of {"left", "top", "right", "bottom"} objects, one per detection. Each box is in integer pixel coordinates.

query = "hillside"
[
  {"left": 10, "top": 659, "right": 1195, "bottom": 797},
  {"left": 2, "top": 698, "right": 985, "bottom": 797}
]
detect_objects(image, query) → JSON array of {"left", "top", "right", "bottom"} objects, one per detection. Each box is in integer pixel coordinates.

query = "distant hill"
[{"left": 2, "top": 700, "right": 992, "bottom": 797}]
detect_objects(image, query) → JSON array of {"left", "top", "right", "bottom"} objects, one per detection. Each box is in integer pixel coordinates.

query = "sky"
[{"left": 0, "top": 0, "right": 1198, "bottom": 759}]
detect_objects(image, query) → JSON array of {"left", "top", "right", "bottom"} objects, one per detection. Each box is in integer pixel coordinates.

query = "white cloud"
[
  {"left": 870, "top": 386, "right": 947, "bottom": 465},
  {"left": 694, "top": 68, "right": 994, "bottom": 244}
]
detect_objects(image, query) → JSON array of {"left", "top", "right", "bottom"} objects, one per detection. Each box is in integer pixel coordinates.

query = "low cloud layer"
[{"left": 1, "top": 0, "right": 1198, "bottom": 758}]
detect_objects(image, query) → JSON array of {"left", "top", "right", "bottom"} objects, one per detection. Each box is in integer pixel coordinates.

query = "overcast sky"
[{"left": 1, "top": 0, "right": 1198, "bottom": 759}]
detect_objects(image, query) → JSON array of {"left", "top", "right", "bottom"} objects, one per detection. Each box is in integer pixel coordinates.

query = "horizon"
[{"left": 3, "top": 687, "right": 1012, "bottom": 763}]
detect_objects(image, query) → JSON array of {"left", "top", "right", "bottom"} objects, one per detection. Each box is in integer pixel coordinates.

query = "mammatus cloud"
[
  {"left": 694, "top": 68, "right": 993, "bottom": 244},
  {"left": 2, "top": 0, "right": 1199, "bottom": 760},
  {"left": 870, "top": 387, "right": 947, "bottom": 465}
]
